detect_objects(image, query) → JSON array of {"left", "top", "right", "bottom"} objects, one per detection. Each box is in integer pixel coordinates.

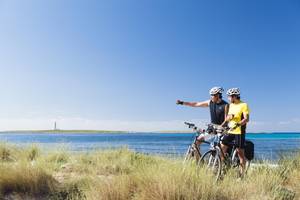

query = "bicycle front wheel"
[
  {"left": 199, "top": 150, "right": 222, "bottom": 180},
  {"left": 183, "top": 145, "right": 200, "bottom": 164},
  {"left": 183, "top": 145, "right": 194, "bottom": 163}
]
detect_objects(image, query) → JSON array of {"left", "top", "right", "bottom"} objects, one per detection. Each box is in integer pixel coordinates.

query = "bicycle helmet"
[
  {"left": 226, "top": 88, "right": 240, "bottom": 96},
  {"left": 209, "top": 87, "right": 224, "bottom": 95}
]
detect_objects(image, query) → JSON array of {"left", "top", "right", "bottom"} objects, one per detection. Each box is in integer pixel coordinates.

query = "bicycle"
[
  {"left": 183, "top": 122, "right": 219, "bottom": 164},
  {"left": 183, "top": 122, "right": 202, "bottom": 163},
  {"left": 183, "top": 122, "right": 251, "bottom": 181},
  {"left": 199, "top": 126, "right": 251, "bottom": 180}
]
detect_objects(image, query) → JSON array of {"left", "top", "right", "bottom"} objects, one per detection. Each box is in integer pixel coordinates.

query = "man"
[
  {"left": 221, "top": 88, "right": 250, "bottom": 177},
  {"left": 177, "top": 86, "right": 228, "bottom": 156}
]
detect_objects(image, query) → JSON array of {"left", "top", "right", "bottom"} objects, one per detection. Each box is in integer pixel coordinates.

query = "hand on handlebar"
[{"left": 227, "top": 121, "right": 241, "bottom": 131}]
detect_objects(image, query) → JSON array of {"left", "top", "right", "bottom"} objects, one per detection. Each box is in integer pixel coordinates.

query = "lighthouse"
[{"left": 54, "top": 121, "right": 57, "bottom": 130}]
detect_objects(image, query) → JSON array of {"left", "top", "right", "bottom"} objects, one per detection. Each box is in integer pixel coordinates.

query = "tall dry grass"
[{"left": 0, "top": 143, "right": 299, "bottom": 200}]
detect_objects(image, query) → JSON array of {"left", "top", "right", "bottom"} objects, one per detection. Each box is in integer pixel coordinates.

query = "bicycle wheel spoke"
[{"left": 200, "top": 150, "right": 222, "bottom": 180}]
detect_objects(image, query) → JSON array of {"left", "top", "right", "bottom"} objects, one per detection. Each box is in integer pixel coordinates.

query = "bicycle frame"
[
  {"left": 183, "top": 133, "right": 202, "bottom": 163},
  {"left": 183, "top": 122, "right": 206, "bottom": 163},
  {"left": 184, "top": 122, "right": 232, "bottom": 164},
  {"left": 208, "top": 135, "right": 248, "bottom": 170},
  {"left": 207, "top": 135, "right": 227, "bottom": 161}
]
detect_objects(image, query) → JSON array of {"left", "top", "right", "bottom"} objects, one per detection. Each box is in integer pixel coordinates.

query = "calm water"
[{"left": 0, "top": 132, "right": 299, "bottom": 160}]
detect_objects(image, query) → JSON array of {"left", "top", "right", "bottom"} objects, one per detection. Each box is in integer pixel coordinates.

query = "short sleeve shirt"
[{"left": 228, "top": 101, "right": 250, "bottom": 135}]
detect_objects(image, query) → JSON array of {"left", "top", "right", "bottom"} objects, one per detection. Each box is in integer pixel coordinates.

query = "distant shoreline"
[
  {"left": 0, "top": 130, "right": 299, "bottom": 134},
  {"left": 0, "top": 130, "right": 129, "bottom": 134}
]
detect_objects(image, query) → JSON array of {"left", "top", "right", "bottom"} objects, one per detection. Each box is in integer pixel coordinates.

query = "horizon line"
[{"left": 0, "top": 129, "right": 299, "bottom": 134}]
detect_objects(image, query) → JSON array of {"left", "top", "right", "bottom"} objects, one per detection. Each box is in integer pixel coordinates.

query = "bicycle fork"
[
  {"left": 183, "top": 143, "right": 201, "bottom": 163},
  {"left": 210, "top": 147, "right": 224, "bottom": 170}
]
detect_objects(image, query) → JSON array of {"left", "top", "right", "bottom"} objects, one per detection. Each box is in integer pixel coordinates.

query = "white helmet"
[
  {"left": 227, "top": 88, "right": 240, "bottom": 96},
  {"left": 209, "top": 87, "right": 224, "bottom": 95}
]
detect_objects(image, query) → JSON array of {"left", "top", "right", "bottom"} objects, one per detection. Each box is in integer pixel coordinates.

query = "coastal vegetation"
[{"left": 0, "top": 143, "right": 299, "bottom": 200}]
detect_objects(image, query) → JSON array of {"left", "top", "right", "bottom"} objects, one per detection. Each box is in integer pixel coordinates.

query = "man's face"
[
  {"left": 228, "top": 95, "right": 235, "bottom": 103},
  {"left": 210, "top": 94, "right": 219, "bottom": 102}
]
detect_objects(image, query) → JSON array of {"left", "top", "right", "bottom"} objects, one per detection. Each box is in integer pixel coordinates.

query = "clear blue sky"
[{"left": 0, "top": 0, "right": 299, "bottom": 132}]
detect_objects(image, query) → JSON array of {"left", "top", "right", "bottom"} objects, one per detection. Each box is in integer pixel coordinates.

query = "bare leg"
[
  {"left": 194, "top": 136, "right": 205, "bottom": 161},
  {"left": 220, "top": 143, "right": 228, "bottom": 161},
  {"left": 236, "top": 148, "right": 246, "bottom": 176}
]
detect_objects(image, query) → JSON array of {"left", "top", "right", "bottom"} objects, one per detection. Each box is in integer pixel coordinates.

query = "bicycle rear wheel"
[{"left": 199, "top": 150, "right": 222, "bottom": 180}]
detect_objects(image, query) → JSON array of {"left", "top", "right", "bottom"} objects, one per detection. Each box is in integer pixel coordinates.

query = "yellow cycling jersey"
[{"left": 228, "top": 101, "right": 250, "bottom": 135}]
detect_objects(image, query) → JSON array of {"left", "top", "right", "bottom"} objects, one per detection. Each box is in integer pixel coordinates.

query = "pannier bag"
[{"left": 244, "top": 140, "right": 254, "bottom": 160}]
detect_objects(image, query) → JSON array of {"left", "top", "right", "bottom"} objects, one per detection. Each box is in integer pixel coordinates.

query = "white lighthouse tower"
[{"left": 54, "top": 121, "right": 57, "bottom": 130}]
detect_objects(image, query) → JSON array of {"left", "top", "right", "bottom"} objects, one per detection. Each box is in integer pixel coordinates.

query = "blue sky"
[{"left": 0, "top": 0, "right": 299, "bottom": 132}]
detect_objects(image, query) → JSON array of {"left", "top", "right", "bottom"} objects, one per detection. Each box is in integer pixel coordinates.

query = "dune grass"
[{"left": 0, "top": 143, "right": 299, "bottom": 200}]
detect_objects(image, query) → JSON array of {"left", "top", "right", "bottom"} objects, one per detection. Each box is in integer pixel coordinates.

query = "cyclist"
[
  {"left": 177, "top": 86, "right": 228, "bottom": 157},
  {"left": 221, "top": 88, "right": 250, "bottom": 177}
]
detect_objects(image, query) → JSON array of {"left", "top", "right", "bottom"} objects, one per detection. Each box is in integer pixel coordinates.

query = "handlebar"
[
  {"left": 184, "top": 122, "right": 196, "bottom": 128},
  {"left": 184, "top": 122, "right": 231, "bottom": 134}
]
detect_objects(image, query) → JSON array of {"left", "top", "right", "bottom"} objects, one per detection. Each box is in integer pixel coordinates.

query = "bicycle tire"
[
  {"left": 183, "top": 145, "right": 201, "bottom": 164},
  {"left": 183, "top": 145, "right": 194, "bottom": 163},
  {"left": 199, "top": 150, "right": 222, "bottom": 180}
]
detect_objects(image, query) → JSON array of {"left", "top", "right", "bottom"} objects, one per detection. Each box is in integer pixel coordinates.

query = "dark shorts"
[{"left": 221, "top": 133, "right": 245, "bottom": 149}]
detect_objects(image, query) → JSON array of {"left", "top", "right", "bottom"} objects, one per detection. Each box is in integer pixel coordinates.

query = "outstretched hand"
[{"left": 176, "top": 100, "right": 184, "bottom": 105}]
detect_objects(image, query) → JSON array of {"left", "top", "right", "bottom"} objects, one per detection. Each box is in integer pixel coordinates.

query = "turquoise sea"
[{"left": 0, "top": 132, "right": 299, "bottom": 160}]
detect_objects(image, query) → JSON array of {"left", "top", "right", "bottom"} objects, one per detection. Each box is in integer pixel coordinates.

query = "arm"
[
  {"left": 221, "top": 104, "right": 229, "bottom": 126},
  {"left": 225, "top": 103, "right": 250, "bottom": 130},
  {"left": 238, "top": 104, "right": 250, "bottom": 126},
  {"left": 177, "top": 100, "right": 210, "bottom": 107},
  {"left": 226, "top": 114, "right": 233, "bottom": 121},
  {"left": 238, "top": 113, "right": 249, "bottom": 126}
]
